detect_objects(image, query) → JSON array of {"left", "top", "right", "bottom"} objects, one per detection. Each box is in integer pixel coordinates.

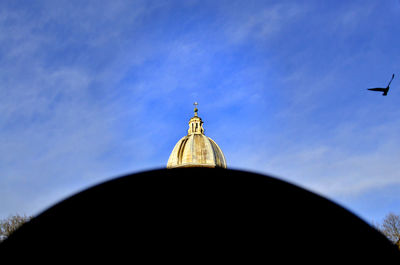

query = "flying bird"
[{"left": 367, "top": 74, "right": 395, "bottom": 96}]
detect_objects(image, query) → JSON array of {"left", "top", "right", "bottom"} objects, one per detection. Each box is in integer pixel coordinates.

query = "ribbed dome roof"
[{"left": 167, "top": 105, "right": 227, "bottom": 169}]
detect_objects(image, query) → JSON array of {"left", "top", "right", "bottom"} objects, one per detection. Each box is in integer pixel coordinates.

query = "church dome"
[{"left": 167, "top": 104, "right": 227, "bottom": 169}]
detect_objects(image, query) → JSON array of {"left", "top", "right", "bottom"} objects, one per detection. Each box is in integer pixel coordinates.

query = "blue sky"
[{"left": 0, "top": 0, "right": 399, "bottom": 225}]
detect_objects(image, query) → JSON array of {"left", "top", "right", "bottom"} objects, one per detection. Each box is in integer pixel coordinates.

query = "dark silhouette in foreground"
[
  {"left": 368, "top": 74, "right": 395, "bottom": 96},
  {"left": 0, "top": 168, "right": 399, "bottom": 262}
]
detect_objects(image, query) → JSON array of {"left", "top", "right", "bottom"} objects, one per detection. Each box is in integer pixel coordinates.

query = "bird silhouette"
[{"left": 368, "top": 74, "right": 395, "bottom": 96}]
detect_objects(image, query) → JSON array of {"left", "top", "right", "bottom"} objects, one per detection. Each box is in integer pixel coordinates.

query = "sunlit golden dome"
[{"left": 167, "top": 103, "right": 227, "bottom": 169}]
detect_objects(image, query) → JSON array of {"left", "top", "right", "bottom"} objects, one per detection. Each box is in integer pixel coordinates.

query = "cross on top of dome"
[{"left": 193, "top": 102, "right": 198, "bottom": 116}]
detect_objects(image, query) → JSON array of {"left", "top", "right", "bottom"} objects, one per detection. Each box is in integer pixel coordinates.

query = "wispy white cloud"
[
  {"left": 220, "top": 2, "right": 306, "bottom": 45},
  {"left": 228, "top": 114, "right": 400, "bottom": 201},
  {"left": 0, "top": 1, "right": 162, "bottom": 218}
]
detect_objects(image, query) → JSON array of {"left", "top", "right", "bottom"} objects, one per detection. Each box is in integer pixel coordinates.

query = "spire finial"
[{"left": 193, "top": 102, "right": 198, "bottom": 116}]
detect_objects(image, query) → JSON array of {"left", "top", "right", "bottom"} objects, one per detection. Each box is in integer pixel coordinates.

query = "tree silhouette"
[
  {"left": 0, "top": 214, "right": 32, "bottom": 242},
  {"left": 377, "top": 213, "right": 400, "bottom": 250}
]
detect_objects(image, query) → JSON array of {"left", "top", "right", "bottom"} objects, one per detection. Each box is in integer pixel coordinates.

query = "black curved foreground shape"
[{"left": 1, "top": 168, "right": 399, "bottom": 262}]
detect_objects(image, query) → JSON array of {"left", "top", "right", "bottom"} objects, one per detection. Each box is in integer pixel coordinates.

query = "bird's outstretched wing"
[
  {"left": 387, "top": 74, "right": 395, "bottom": 87},
  {"left": 368, "top": 88, "right": 386, "bottom": 92}
]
